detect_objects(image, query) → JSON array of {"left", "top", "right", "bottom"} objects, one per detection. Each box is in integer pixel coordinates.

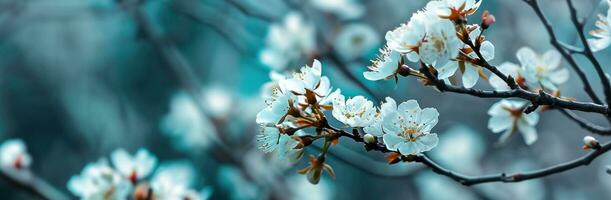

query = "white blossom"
[
  {"left": 260, "top": 12, "right": 316, "bottom": 71},
  {"left": 385, "top": 11, "right": 427, "bottom": 56},
  {"left": 426, "top": 0, "right": 483, "bottom": 18},
  {"left": 110, "top": 148, "right": 157, "bottom": 182},
  {"left": 256, "top": 127, "right": 304, "bottom": 161},
  {"left": 310, "top": 0, "right": 365, "bottom": 20},
  {"left": 161, "top": 92, "right": 216, "bottom": 153},
  {"left": 334, "top": 23, "right": 380, "bottom": 61},
  {"left": 363, "top": 47, "right": 402, "bottom": 81},
  {"left": 363, "top": 97, "right": 398, "bottom": 136},
  {"left": 588, "top": 6, "right": 611, "bottom": 52},
  {"left": 0, "top": 139, "right": 31, "bottom": 170},
  {"left": 382, "top": 100, "right": 439, "bottom": 155},
  {"left": 150, "top": 161, "right": 212, "bottom": 200},
  {"left": 202, "top": 85, "right": 233, "bottom": 118},
  {"left": 417, "top": 16, "right": 462, "bottom": 68},
  {"left": 487, "top": 100, "right": 539, "bottom": 145},
  {"left": 331, "top": 95, "right": 377, "bottom": 127},
  {"left": 67, "top": 159, "right": 132, "bottom": 200},
  {"left": 517, "top": 47, "right": 569, "bottom": 91},
  {"left": 437, "top": 26, "right": 495, "bottom": 88}
]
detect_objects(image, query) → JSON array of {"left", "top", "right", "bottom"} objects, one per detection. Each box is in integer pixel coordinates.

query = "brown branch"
[
  {"left": 558, "top": 109, "right": 611, "bottom": 135},
  {"left": 523, "top": 0, "right": 604, "bottom": 105},
  {"left": 565, "top": 0, "right": 611, "bottom": 107}
]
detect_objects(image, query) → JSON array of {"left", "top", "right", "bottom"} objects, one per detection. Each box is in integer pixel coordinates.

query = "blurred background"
[{"left": 0, "top": 0, "right": 610, "bottom": 199}]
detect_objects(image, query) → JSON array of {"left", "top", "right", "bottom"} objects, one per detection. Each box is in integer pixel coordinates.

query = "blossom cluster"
[
  {"left": 255, "top": 59, "right": 439, "bottom": 184},
  {"left": 67, "top": 148, "right": 211, "bottom": 200}
]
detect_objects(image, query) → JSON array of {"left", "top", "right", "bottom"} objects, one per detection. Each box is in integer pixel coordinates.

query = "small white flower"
[
  {"left": 489, "top": 62, "right": 521, "bottom": 91},
  {"left": 150, "top": 161, "right": 212, "bottom": 200},
  {"left": 363, "top": 97, "right": 398, "bottom": 136},
  {"left": 334, "top": 23, "right": 380, "bottom": 61},
  {"left": 161, "top": 92, "right": 216, "bottom": 153},
  {"left": 381, "top": 100, "right": 439, "bottom": 155},
  {"left": 436, "top": 25, "right": 494, "bottom": 88},
  {"left": 418, "top": 17, "right": 462, "bottom": 68},
  {"left": 310, "top": 0, "right": 365, "bottom": 20},
  {"left": 110, "top": 148, "right": 157, "bottom": 183},
  {"left": 67, "top": 159, "right": 133, "bottom": 200},
  {"left": 256, "top": 127, "right": 304, "bottom": 161},
  {"left": 385, "top": 11, "right": 427, "bottom": 55},
  {"left": 363, "top": 47, "right": 401, "bottom": 81},
  {"left": 588, "top": 6, "right": 611, "bottom": 52},
  {"left": 202, "top": 85, "right": 233, "bottom": 118},
  {"left": 281, "top": 59, "right": 327, "bottom": 95},
  {"left": 517, "top": 47, "right": 569, "bottom": 91},
  {"left": 0, "top": 139, "right": 31, "bottom": 170},
  {"left": 256, "top": 89, "right": 294, "bottom": 126},
  {"left": 260, "top": 12, "right": 316, "bottom": 71},
  {"left": 426, "top": 0, "right": 482, "bottom": 18},
  {"left": 487, "top": 100, "right": 539, "bottom": 145},
  {"left": 332, "top": 95, "right": 377, "bottom": 127}
]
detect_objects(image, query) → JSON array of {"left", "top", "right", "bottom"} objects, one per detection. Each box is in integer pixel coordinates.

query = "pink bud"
[{"left": 482, "top": 11, "right": 496, "bottom": 29}]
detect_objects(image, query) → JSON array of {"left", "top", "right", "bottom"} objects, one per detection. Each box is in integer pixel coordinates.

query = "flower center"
[{"left": 402, "top": 128, "right": 420, "bottom": 142}]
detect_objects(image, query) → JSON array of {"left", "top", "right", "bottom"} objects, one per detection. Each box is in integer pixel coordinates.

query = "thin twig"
[
  {"left": 558, "top": 109, "right": 611, "bottom": 135},
  {"left": 414, "top": 141, "right": 611, "bottom": 186}
]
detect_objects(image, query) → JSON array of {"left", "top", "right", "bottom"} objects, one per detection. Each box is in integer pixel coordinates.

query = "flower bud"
[
  {"left": 363, "top": 134, "right": 376, "bottom": 144},
  {"left": 583, "top": 136, "right": 601, "bottom": 150},
  {"left": 481, "top": 10, "right": 496, "bottom": 29}
]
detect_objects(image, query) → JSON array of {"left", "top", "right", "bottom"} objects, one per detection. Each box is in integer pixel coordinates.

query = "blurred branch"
[
  {"left": 225, "top": 0, "right": 275, "bottom": 22},
  {"left": 523, "top": 0, "right": 604, "bottom": 105},
  {"left": 118, "top": 1, "right": 290, "bottom": 198},
  {"left": 0, "top": 169, "right": 69, "bottom": 200},
  {"left": 169, "top": 0, "right": 249, "bottom": 53}
]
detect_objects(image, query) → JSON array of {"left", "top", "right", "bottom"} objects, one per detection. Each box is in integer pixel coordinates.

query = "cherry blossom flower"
[
  {"left": 487, "top": 100, "right": 539, "bottom": 145},
  {"left": 363, "top": 47, "right": 402, "bottom": 81},
  {"left": 588, "top": 6, "right": 611, "bottom": 52},
  {"left": 310, "top": 0, "right": 365, "bottom": 20},
  {"left": 110, "top": 148, "right": 158, "bottom": 183},
  {"left": 436, "top": 26, "right": 495, "bottom": 88},
  {"left": 256, "top": 83, "right": 295, "bottom": 126},
  {"left": 0, "top": 139, "right": 32, "bottom": 170},
  {"left": 260, "top": 12, "right": 316, "bottom": 71},
  {"left": 426, "top": 0, "right": 483, "bottom": 20},
  {"left": 334, "top": 23, "right": 380, "bottom": 61},
  {"left": 363, "top": 97, "right": 398, "bottom": 137},
  {"left": 67, "top": 159, "right": 132, "bottom": 200},
  {"left": 516, "top": 47, "right": 569, "bottom": 91},
  {"left": 331, "top": 95, "right": 377, "bottom": 127},
  {"left": 417, "top": 17, "right": 462, "bottom": 68},
  {"left": 385, "top": 11, "right": 427, "bottom": 56},
  {"left": 281, "top": 59, "right": 329, "bottom": 96},
  {"left": 381, "top": 100, "right": 439, "bottom": 155},
  {"left": 150, "top": 161, "right": 212, "bottom": 200},
  {"left": 161, "top": 92, "right": 216, "bottom": 153},
  {"left": 256, "top": 127, "right": 304, "bottom": 161}
]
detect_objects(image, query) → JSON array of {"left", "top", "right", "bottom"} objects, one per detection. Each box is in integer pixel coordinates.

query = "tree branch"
[
  {"left": 523, "top": 0, "right": 604, "bottom": 105},
  {"left": 414, "top": 141, "right": 611, "bottom": 186},
  {"left": 0, "top": 169, "right": 70, "bottom": 200},
  {"left": 417, "top": 64, "right": 609, "bottom": 115},
  {"left": 558, "top": 109, "right": 611, "bottom": 135},
  {"left": 565, "top": 0, "right": 611, "bottom": 107}
]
